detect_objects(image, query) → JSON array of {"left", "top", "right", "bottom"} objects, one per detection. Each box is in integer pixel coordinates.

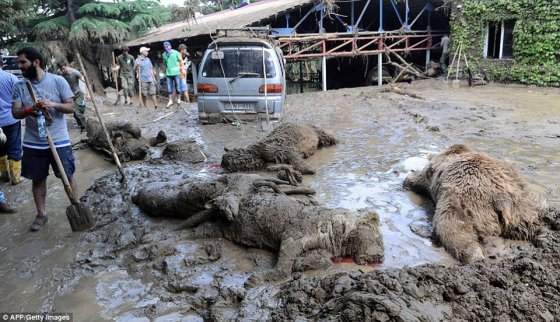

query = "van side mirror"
[{"left": 211, "top": 50, "right": 224, "bottom": 60}]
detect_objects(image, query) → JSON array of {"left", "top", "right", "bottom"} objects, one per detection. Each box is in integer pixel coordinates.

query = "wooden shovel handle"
[
  {"left": 112, "top": 51, "right": 119, "bottom": 92},
  {"left": 25, "top": 81, "right": 78, "bottom": 204}
]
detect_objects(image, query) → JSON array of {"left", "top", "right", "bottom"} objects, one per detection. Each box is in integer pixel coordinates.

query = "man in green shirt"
[
  {"left": 162, "top": 41, "right": 182, "bottom": 108},
  {"left": 114, "top": 45, "right": 135, "bottom": 105}
]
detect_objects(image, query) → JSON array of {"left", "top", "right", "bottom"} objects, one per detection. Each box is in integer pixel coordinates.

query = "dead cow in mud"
[
  {"left": 132, "top": 173, "right": 384, "bottom": 283},
  {"left": 86, "top": 119, "right": 149, "bottom": 162},
  {"left": 404, "top": 144, "right": 549, "bottom": 263},
  {"left": 221, "top": 123, "right": 338, "bottom": 174}
]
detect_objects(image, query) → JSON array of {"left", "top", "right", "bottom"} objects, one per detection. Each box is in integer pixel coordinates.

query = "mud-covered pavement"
[{"left": 1, "top": 79, "right": 560, "bottom": 321}]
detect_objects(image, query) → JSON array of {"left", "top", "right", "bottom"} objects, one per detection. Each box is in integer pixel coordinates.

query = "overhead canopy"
[{"left": 127, "top": 0, "right": 314, "bottom": 46}]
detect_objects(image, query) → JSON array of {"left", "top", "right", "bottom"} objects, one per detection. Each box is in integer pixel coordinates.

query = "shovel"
[
  {"left": 112, "top": 51, "right": 122, "bottom": 106},
  {"left": 25, "top": 81, "right": 95, "bottom": 231}
]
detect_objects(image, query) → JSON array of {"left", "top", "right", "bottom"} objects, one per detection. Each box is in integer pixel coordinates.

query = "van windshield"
[
  {"left": 2, "top": 57, "right": 19, "bottom": 70},
  {"left": 202, "top": 47, "right": 276, "bottom": 78}
]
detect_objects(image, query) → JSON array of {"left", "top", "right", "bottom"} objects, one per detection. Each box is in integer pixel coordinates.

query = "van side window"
[{"left": 202, "top": 48, "right": 276, "bottom": 78}]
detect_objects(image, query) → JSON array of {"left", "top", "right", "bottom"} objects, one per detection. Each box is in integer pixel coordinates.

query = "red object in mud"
[
  {"left": 210, "top": 164, "right": 221, "bottom": 168},
  {"left": 331, "top": 257, "right": 382, "bottom": 267}
]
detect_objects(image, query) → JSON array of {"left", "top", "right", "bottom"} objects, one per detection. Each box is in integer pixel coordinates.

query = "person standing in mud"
[
  {"left": 0, "top": 127, "right": 17, "bottom": 213},
  {"left": 11, "top": 47, "right": 77, "bottom": 231},
  {"left": 178, "top": 44, "right": 191, "bottom": 105},
  {"left": 0, "top": 55, "right": 23, "bottom": 186},
  {"left": 162, "top": 41, "right": 182, "bottom": 108},
  {"left": 134, "top": 47, "right": 158, "bottom": 109},
  {"left": 56, "top": 60, "right": 91, "bottom": 132},
  {"left": 440, "top": 33, "right": 451, "bottom": 74},
  {"left": 114, "top": 45, "right": 135, "bottom": 105}
]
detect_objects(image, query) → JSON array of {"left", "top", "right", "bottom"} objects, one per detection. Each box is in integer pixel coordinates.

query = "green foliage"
[
  {"left": 2, "top": 0, "right": 172, "bottom": 50},
  {"left": 77, "top": 3, "right": 122, "bottom": 18},
  {"left": 0, "top": 0, "right": 37, "bottom": 45},
  {"left": 33, "top": 15, "right": 70, "bottom": 41},
  {"left": 69, "top": 17, "right": 129, "bottom": 43},
  {"left": 450, "top": 0, "right": 560, "bottom": 86}
]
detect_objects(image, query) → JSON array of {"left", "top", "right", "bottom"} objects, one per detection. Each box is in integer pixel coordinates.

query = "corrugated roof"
[{"left": 127, "top": 0, "right": 314, "bottom": 46}]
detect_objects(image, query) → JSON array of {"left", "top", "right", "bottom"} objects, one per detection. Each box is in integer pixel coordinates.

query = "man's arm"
[
  {"left": 114, "top": 56, "right": 122, "bottom": 72},
  {"left": 12, "top": 100, "right": 26, "bottom": 119},
  {"left": 12, "top": 83, "right": 27, "bottom": 119}
]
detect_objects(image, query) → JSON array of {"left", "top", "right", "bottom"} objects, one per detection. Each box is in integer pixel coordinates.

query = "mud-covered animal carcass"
[
  {"left": 221, "top": 123, "right": 338, "bottom": 174},
  {"left": 132, "top": 173, "right": 384, "bottom": 282},
  {"left": 404, "top": 144, "right": 549, "bottom": 263},
  {"left": 86, "top": 119, "right": 150, "bottom": 162}
]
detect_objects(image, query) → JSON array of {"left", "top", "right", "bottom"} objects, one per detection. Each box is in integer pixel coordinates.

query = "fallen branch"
[
  {"left": 152, "top": 111, "right": 176, "bottom": 123},
  {"left": 381, "top": 83, "right": 424, "bottom": 100}
]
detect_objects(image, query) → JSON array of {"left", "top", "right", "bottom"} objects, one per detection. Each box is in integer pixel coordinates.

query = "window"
[
  {"left": 484, "top": 20, "right": 515, "bottom": 59},
  {"left": 202, "top": 47, "right": 276, "bottom": 78}
]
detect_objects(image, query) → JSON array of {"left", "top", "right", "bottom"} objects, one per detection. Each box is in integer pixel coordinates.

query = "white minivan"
[
  {"left": 2, "top": 56, "right": 23, "bottom": 79},
  {"left": 197, "top": 37, "right": 286, "bottom": 124}
]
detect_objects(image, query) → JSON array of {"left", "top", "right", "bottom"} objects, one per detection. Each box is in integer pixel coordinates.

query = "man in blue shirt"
[
  {"left": 134, "top": 47, "right": 158, "bottom": 109},
  {"left": 0, "top": 55, "right": 23, "bottom": 186},
  {"left": 11, "top": 47, "right": 76, "bottom": 231},
  {"left": 0, "top": 77, "right": 16, "bottom": 213}
]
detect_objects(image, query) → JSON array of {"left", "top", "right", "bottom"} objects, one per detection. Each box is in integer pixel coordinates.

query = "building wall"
[{"left": 450, "top": 0, "right": 560, "bottom": 86}]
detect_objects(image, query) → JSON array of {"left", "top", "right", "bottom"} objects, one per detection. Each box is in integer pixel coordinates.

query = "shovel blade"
[{"left": 66, "top": 203, "right": 95, "bottom": 232}]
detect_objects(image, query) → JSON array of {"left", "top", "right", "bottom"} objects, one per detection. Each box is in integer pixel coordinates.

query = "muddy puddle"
[{"left": 1, "top": 80, "right": 559, "bottom": 320}]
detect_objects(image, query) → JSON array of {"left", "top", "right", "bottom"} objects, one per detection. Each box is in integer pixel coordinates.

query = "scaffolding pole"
[{"left": 322, "top": 56, "right": 327, "bottom": 91}]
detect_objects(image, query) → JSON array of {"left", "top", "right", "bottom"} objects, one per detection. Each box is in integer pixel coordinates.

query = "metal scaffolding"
[{"left": 269, "top": 0, "right": 447, "bottom": 90}]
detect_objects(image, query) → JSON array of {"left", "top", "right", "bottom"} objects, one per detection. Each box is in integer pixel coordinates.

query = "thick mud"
[{"left": 2, "top": 79, "right": 560, "bottom": 321}]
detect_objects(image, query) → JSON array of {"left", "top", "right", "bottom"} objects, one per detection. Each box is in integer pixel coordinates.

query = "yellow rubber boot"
[
  {"left": 8, "top": 159, "right": 21, "bottom": 185},
  {"left": 0, "top": 156, "right": 9, "bottom": 182}
]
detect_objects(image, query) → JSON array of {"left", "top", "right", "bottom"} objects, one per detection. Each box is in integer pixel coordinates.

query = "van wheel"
[{"left": 366, "top": 66, "right": 392, "bottom": 86}]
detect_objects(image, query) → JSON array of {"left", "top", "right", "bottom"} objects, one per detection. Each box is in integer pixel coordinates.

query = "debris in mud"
[
  {"left": 221, "top": 122, "right": 338, "bottom": 174},
  {"left": 132, "top": 172, "right": 384, "bottom": 283},
  {"left": 424, "top": 60, "right": 443, "bottom": 77},
  {"left": 86, "top": 119, "right": 149, "bottom": 162},
  {"left": 404, "top": 144, "right": 549, "bottom": 263},
  {"left": 381, "top": 83, "right": 424, "bottom": 100},
  {"left": 149, "top": 130, "right": 167, "bottom": 147}
]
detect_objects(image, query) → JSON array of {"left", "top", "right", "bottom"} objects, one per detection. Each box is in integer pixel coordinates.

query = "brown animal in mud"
[
  {"left": 221, "top": 123, "right": 338, "bottom": 174},
  {"left": 403, "top": 144, "right": 548, "bottom": 263},
  {"left": 132, "top": 173, "right": 384, "bottom": 283}
]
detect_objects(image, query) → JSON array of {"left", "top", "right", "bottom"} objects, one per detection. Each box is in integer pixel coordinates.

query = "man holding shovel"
[{"left": 11, "top": 47, "right": 77, "bottom": 231}]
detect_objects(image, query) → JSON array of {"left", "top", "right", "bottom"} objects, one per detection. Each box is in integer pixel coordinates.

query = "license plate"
[{"left": 225, "top": 103, "right": 253, "bottom": 110}]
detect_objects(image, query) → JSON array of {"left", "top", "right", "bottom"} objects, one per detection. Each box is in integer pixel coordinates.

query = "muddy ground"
[{"left": 1, "top": 79, "right": 560, "bottom": 321}]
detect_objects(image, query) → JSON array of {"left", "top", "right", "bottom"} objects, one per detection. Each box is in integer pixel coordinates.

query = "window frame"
[{"left": 483, "top": 20, "right": 515, "bottom": 60}]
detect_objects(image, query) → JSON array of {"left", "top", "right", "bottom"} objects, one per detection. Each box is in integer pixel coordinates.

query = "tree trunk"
[
  {"left": 67, "top": 0, "right": 76, "bottom": 24},
  {"left": 80, "top": 55, "right": 104, "bottom": 93},
  {"left": 66, "top": 0, "right": 102, "bottom": 92}
]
